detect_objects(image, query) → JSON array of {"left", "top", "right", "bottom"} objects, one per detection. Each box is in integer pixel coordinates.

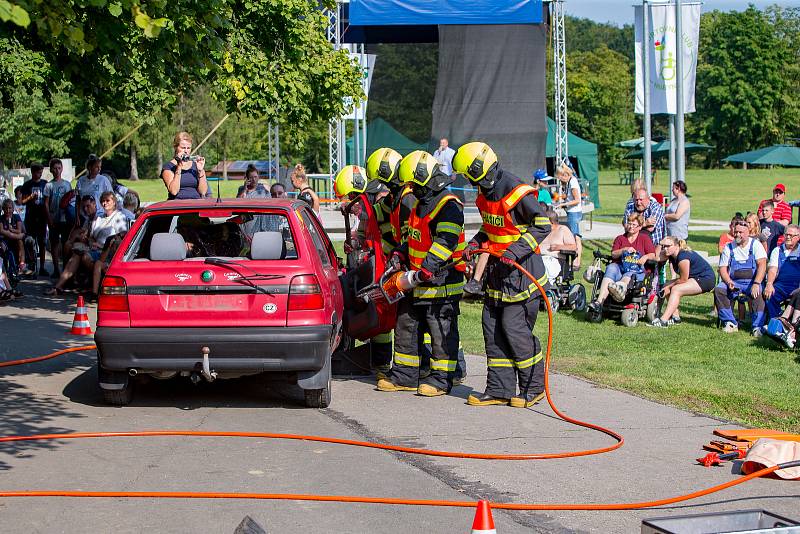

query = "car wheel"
[
  {"left": 303, "top": 376, "right": 332, "bottom": 408},
  {"left": 98, "top": 368, "right": 134, "bottom": 406},
  {"left": 620, "top": 308, "right": 639, "bottom": 328}
]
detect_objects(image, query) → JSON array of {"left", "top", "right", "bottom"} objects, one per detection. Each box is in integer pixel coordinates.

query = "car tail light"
[
  {"left": 99, "top": 276, "right": 129, "bottom": 312},
  {"left": 289, "top": 275, "right": 324, "bottom": 310}
]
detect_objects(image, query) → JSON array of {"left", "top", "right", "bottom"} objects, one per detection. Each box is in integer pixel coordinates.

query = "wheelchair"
[
  {"left": 541, "top": 250, "right": 587, "bottom": 313},
  {"left": 1, "top": 239, "right": 21, "bottom": 290},
  {"left": 585, "top": 250, "right": 659, "bottom": 327}
]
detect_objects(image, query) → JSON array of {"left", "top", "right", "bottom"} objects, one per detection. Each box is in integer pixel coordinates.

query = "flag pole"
[
  {"left": 642, "top": 0, "right": 652, "bottom": 194},
  {"left": 675, "top": 0, "right": 686, "bottom": 182}
]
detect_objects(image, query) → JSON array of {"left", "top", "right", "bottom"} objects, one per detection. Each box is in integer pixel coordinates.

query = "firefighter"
[
  {"left": 453, "top": 142, "right": 552, "bottom": 408},
  {"left": 333, "top": 165, "right": 393, "bottom": 371},
  {"left": 365, "top": 147, "right": 412, "bottom": 254},
  {"left": 376, "top": 150, "right": 466, "bottom": 397}
]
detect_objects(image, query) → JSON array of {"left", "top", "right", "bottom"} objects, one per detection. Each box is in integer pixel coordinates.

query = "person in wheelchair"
[
  {"left": 539, "top": 209, "right": 583, "bottom": 310},
  {"left": 764, "top": 287, "right": 800, "bottom": 348},
  {"left": 588, "top": 213, "right": 656, "bottom": 313}
]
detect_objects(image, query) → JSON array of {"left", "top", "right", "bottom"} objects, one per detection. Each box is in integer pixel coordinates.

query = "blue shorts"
[
  {"left": 603, "top": 262, "right": 646, "bottom": 283},
  {"left": 566, "top": 211, "right": 582, "bottom": 237},
  {"left": 89, "top": 250, "right": 101, "bottom": 262}
]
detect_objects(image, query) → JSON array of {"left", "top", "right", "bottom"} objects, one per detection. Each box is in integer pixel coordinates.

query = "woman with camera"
[{"left": 161, "top": 131, "right": 208, "bottom": 200}]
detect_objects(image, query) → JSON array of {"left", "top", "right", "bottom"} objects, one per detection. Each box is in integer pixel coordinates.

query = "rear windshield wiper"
[{"left": 203, "top": 257, "right": 285, "bottom": 296}]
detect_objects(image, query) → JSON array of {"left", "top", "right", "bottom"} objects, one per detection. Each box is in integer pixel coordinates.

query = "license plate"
[{"left": 166, "top": 294, "right": 248, "bottom": 311}]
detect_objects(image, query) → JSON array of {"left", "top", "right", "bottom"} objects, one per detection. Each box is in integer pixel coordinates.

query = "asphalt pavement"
[{"left": 0, "top": 279, "right": 797, "bottom": 533}]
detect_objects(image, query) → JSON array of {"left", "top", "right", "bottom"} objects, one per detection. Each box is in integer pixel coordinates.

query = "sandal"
[{"left": 44, "top": 286, "right": 64, "bottom": 296}]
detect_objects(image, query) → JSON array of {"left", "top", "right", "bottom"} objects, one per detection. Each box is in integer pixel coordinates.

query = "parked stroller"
[{"left": 584, "top": 250, "right": 659, "bottom": 327}]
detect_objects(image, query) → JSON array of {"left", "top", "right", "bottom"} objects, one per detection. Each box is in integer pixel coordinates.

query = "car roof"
[{"left": 142, "top": 198, "right": 306, "bottom": 215}]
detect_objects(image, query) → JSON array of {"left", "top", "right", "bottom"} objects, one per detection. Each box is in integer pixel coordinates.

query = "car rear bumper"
[{"left": 95, "top": 325, "right": 334, "bottom": 372}]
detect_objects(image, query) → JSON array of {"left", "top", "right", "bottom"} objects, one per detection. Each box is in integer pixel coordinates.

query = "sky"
[{"left": 565, "top": 0, "right": 799, "bottom": 26}]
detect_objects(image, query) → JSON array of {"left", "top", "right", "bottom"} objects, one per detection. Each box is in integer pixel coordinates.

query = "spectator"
[
  {"left": 539, "top": 208, "right": 577, "bottom": 283},
  {"left": 651, "top": 236, "right": 715, "bottom": 328},
  {"left": 91, "top": 231, "right": 125, "bottom": 300},
  {"left": 291, "top": 163, "right": 319, "bottom": 214},
  {"left": 433, "top": 137, "right": 456, "bottom": 176},
  {"left": 588, "top": 213, "right": 656, "bottom": 312},
  {"left": 237, "top": 164, "right": 269, "bottom": 198},
  {"left": 718, "top": 214, "right": 743, "bottom": 254},
  {"left": 745, "top": 212, "right": 761, "bottom": 240},
  {"left": 555, "top": 161, "right": 583, "bottom": 269},
  {"left": 270, "top": 182, "right": 287, "bottom": 198},
  {"left": 714, "top": 219, "right": 767, "bottom": 336},
  {"left": 764, "top": 288, "right": 800, "bottom": 348},
  {"left": 764, "top": 224, "right": 800, "bottom": 319},
  {"left": 0, "top": 198, "right": 25, "bottom": 273},
  {"left": 757, "top": 183, "right": 791, "bottom": 226},
  {"left": 13, "top": 186, "right": 25, "bottom": 219},
  {"left": 665, "top": 180, "right": 690, "bottom": 241},
  {"left": 63, "top": 195, "right": 99, "bottom": 261},
  {"left": 47, "top": 192, "right": 127, "bottom": 295},
  {"left": 759, "top": 201, "right": 784, "bottom": 254},
  {"left": 120, "top": 191, "right": 139, "bottom": 221},
  {"left": 624, "top": 187, "right": 666, "bottom": 248},
  {"left": 20, "top": 162, "right": 49, "bottom": 276},
  {"left": 532, "top": 169, "right": 553, "bottom": 205},
  {"left": 75, "top": 154, "right": 114, "bottom": 222},
  {"left": 44, "top": 158, "right": 72, "bottom": 278},
  {"left": 161, "top": 131, "right": 208, "bottom": 200}
]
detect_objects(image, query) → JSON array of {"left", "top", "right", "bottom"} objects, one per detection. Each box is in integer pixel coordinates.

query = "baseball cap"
[{"left": 774, "top": 183, "right": 786, "bottom": 193}]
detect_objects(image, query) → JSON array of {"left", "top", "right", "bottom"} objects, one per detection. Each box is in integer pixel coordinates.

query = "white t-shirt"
[
  {"left": 75, "top": 174, "right": 113, "bottom": 207},
  {"left": 91, "top": 210, "right": 129, "bottom": 247},
  {"left": 718, "top": 237, "right": 767, "bottom": 268},
  {"left": 769, "top": 245, "right": 800, "bottom": 269},
  {"left": 565, "top": 176, "right": 582, "bottom": 213}
]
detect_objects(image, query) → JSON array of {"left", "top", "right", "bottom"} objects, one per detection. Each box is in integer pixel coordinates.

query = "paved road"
[{"left": 1, "top": 282, "right": 797, "bottom": 533}]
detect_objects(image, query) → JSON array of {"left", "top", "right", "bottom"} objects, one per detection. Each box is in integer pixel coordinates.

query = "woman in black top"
[
  {"left": 290, "top": 163, "right": 319, "bottom": 214},
  {"left": 161, "top": 131, "right": 208, "bottom": 200},
  {"left": 651, "top": 236, "right": 716, "bottom": 328}
]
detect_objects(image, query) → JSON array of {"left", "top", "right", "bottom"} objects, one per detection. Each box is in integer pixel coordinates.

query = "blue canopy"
[{"left": 349, "top": 0, "right": 543, "bottom": 26}]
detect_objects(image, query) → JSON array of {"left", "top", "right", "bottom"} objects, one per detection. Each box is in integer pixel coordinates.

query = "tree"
[
  {"left": 691, "top": 7, "right": 800, "bottom": 161},
  {"left": 1, "top": 0, "right": 363, "bottom": 126},
  {"left": 564, "top": 45, "right": 638, "bottom": 168}
]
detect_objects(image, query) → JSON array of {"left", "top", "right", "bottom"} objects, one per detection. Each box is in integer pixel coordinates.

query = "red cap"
[{"left": 774, "top": 183, "right": 786, "bottom": 193}]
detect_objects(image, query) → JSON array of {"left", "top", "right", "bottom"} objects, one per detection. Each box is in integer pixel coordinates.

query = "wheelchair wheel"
[
  {"left": 586, "top": 305, "right": 603, "bottom": 323},
  {"left": 568, "top": 284, "right": 587, "bottom": 312},
  {"left": 620, "top": 308, "right": 639, "bottom": 327},
  {"left": 646, "top": 299, "right": 660, "bottom": 323},
  {"left": 545, "top": 289, "right": 560, "bottom": 313}
]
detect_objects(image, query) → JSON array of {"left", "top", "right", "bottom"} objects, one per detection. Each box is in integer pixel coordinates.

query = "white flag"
[
  {"left": 342, "top": 46, "right": 376, "bottom": 120},
  {"left": 635, "top": 2, "right": 701, "bottom": 115}
]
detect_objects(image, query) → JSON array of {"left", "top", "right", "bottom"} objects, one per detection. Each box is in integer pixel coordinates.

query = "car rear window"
[{"left": 124, "top": 211, "right": 297, "bottom": 260}]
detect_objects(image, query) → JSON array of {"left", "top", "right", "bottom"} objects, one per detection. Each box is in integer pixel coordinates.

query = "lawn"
[
  {"left": 118, "top": 177, "right": 245, "bottom": 202},
  {"left": 594, "top": 168, "right": 800, "bottom": 222}
]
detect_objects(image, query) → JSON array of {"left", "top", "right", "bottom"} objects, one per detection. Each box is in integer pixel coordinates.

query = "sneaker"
[
  {"left": 722, "top": 322, "right": 738, "bottom": 334},
  {"left": 648, "top": 318, "right": 673, "bottom": 328},
  {"left": 510, "top": 391, "right": 546, "bottom": 408},
  {"left": 463, "top": 278, "right": 484, "bottom": 298},
  {"left": 751, "top": 327, "right": 762, "bottom": 338},
  {"left": 467, "top": 392, "right": 510, "bottom": 406},
  {"left": 417, "top": 383, "right": 447, "bottom": 397},
  {"left": 376, "top": 378, "right": 416, "bottom": 392},
  {"left": 608, "top": 282, "right": 626, "bottom": 302},
  {"left": 588, "top": 300, "right": 601, "bottom": 313},
  {"left": 671, "top": 315, "right": 682, "bottom": 325}
]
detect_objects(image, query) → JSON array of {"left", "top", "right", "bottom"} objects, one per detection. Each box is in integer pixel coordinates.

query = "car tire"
[
  {"left": 102, "top": 381, "right": 134, "bottom": 406},
  {"left": 304, "top": 376, "right": 332, "bottom": 408}
]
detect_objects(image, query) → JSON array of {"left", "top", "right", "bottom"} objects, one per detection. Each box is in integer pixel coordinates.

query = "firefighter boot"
[
  {"left": 417, "top": 383, "right": 447, "bottom": 397},
  {"left": 376, "top": 378, "right": 417, "bottom": 392},
  {"left": 467, "top": 392, "right": 510, "bottom": 406},
  {"left": 510, "top": 391, "right": 546, "bottom": 408}
]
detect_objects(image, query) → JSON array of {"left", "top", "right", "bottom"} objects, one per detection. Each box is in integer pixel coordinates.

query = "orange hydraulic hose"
[{"left": 0, "top": 254, "right": 781, "bottom": 510}]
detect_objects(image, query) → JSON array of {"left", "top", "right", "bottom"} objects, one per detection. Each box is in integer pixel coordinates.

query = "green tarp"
[
  {"left": 723, "top": 145, "right": 800, "bottom": 167},
  {"left": 346, "top": 118, "right": 427, "bottom": 164},
  {"left": 545, "top": 117, "right": 600, "bottom": 208}
]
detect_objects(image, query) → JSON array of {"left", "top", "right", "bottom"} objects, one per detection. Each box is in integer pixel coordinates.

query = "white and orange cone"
[
  {"left": 69, "top": 295, "right": 93, "bottom": 335},
  {"left": 471, "top": 500, "right": 497, "bottom": 534}
]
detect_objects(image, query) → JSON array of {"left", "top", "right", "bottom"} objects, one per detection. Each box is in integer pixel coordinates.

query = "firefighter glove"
[
  {"left": 389, "top": 250, "right": 407, "bottom": 271},
  {"left": 411, "top": 268, "right": 433, "bottom": 286}
]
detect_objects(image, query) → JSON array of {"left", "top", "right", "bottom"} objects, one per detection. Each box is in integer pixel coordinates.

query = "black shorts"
[
  {"left": 695, "top": 275, "right": 716, "bottom": 293},
  {"left": 49, "top": 221, "right": 72, "bottom": 245},
  {"left": 25, "top": 218, "right": 47, "bottom": 244}
]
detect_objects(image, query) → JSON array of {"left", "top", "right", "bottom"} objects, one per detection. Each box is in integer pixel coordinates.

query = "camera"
[{"left": 177, "top": 154, "right": 200, "bottom": 162}]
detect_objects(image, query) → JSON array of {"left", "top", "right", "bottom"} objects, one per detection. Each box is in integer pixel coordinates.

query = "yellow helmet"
[
  {"left": 398, "top": 150, "right": 439, "bottom": 187},
  {"left": 452, "top": 141, "right": 498, "bottom": 183},
  {"left": 333, "top": 165, "right": 367, "bottom": 198},
  {"left": 366, "top": 148, "right": 403, "bottom": 184}
]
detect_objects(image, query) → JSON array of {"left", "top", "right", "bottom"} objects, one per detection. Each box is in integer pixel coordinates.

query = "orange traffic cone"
[
  {"left": 471, "top": 500, "right": 496, "bottom": 534},
  {"left": 70, "top": 295, "right": 93, "bottom": 335}
]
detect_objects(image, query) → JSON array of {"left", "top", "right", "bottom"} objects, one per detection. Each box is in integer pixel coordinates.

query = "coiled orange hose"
[{"left": 0, "top": 251, "right": 780, "bottom": 510}]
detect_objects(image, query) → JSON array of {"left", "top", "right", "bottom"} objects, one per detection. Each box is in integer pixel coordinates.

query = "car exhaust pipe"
[
  {"left": 128, "top": 368, "right": 138, "bottom": 377},
  {"left": 201, "top": 346, "right": 217, "bottom": 382}
]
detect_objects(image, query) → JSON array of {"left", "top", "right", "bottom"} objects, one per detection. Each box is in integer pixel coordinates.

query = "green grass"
[
  {"left": 117, "top": 177, "right": 244, "bottom": 202},
  {"left": 595, "top": 168, "right": 800, "bottom": 222}
]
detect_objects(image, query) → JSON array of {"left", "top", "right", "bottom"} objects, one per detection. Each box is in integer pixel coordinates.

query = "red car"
[{"left": 94, "top": 199, "right": 344, "bottom": 407}]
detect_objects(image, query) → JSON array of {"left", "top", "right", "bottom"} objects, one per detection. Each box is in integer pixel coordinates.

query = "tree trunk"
[{"left": 129, "top": 143, "right": 139, "bottom": 181}]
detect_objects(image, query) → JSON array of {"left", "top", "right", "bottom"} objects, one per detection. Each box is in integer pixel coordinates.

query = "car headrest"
[
  {"left": 250, "top": 231, "right": 285, "bottom": 260},
  {"left": 150, "top": 232, "right": 187, "bottom": 261}
]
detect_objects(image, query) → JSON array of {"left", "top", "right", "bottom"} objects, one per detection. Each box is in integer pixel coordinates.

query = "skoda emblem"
[{"left": 201, "top": 270, "right": 214, "bottom": 283}]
